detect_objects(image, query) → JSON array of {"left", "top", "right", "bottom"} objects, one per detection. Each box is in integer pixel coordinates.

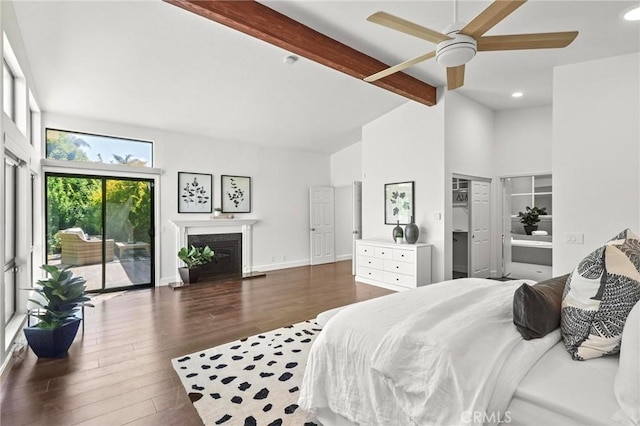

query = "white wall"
[
  {"left": 1, "top": 0, "right": 43, "bottom": 371},
  {"left": 553, "top": 53, "right": 640, "bottom": 274},
  {"left": 494, "top": 105, "right": 553, "bottom": 277},
  {"left": 330, "top": 141, "right": 361, "bottom": 187},
  {"left": 494, "top": 106, "right": 552, "bottom": 177},
  {"left": 443, "top": 92, "right": 495, "bottom": 279},
  {"left": 362, "top": 98, "right": 446, "bottom": 282},
  {"left": 43, "top": 113, "right": 331, "bottom": 284}
]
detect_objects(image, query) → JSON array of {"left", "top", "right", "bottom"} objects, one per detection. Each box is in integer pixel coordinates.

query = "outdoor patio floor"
[{"left": 49, "top": 255, "right": 151, "bottom": 291}]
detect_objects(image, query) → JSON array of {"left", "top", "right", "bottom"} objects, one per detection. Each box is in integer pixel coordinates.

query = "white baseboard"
[
  {"left": 336, "top": 254, "right": 352, "bottom": 262},
  {"left": 159, "top": 276, "right": 177, "bottom": 286},
  {"left": 255, "top": 259, "right": 310, "bottom": 272}
]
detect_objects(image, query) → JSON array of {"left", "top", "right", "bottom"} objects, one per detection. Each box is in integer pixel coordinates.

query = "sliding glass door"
[{"left": 46, "top": 173, "right": 154, "bottom": 291}]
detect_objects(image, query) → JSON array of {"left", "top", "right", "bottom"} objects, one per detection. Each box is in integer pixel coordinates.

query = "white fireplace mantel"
[{"left": 171, "top": 219, "right": 258, "bottom": 274}]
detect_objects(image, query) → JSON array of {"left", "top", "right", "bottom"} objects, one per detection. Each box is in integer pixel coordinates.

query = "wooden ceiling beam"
[{"left": 163, "top": 0, "right": 437, "bottom": 106}]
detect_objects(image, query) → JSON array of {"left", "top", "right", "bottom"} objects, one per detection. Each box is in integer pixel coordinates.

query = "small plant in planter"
[
  {"left": 24, "top": 265, "right": 93, "bottom": 358},
  {"left": 517, "top": 206, "right": 548, "bottom": 235},
  {"left": 177, "top": 245, "right": 214, "bottom": 284}
]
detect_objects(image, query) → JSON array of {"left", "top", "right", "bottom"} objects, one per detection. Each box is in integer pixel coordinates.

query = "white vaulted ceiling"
[{"left": 12, "top": 1, "right": 640, "bottom": 154}]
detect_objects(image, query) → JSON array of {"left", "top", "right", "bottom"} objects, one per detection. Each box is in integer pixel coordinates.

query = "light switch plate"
[{"left": 565, "top": 233, "right": 584, "bottom": 244}]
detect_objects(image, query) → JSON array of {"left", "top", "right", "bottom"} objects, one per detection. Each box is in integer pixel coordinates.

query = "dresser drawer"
[
  {"left": 384, "top": 260, "right": 414, "bottom": 276},
  {"left": 393, "top": 249, "right": 414, "bottom": 263},
  {"left": 358, "top": 266, "right": 384, "bottom": 282},
  {"left": 374, "top": 246, "right": 393, "bottom": 259},
  {"left": 358, "top": 244, "right": 375, "bottom": 257},
  {"left": 384, "top": 271, "right": 415, "bottom": 288},
  {"left": 358, "top": 255, "right": 383, "bottom": 270}
]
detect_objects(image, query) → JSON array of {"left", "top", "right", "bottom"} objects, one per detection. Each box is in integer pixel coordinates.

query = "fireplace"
[
  {"left": 170, "top": 219, "right": 258, "bottom": 286},
  {"left": 188, "top": 233, "right": 242, "bottom": 280}
]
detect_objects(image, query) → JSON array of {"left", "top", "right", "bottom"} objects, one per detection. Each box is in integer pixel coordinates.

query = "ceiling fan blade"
[
  {"left": 367, "top": 11, "right": 451, "bottom": 44},
  {"left": 477, "top": 31, "right": 578, "bottom": 51},
  {"left": 364, "top": 51, "right": 436, "bottom": 82},
  {"left": 447, "top": 65, "right": 465, "bottom": 90},
  {"left": 460, "top": 0, "right": 527, "bottom": 39}
]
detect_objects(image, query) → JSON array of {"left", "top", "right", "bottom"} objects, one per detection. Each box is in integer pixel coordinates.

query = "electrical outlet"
[{"left": 565, "top": 233, "right": 584, "bottom": 244}]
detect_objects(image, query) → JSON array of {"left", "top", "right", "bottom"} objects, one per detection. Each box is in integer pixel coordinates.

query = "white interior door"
[
  {"left": 501, "top": 178, "right": 512, "bottom": 278},
  {"left": 470, "top": 180, "right": 491, "bottom": 278},
  {"left": 352, "top": 181, "right": 362, "bottom": 275},
  {"left": 310, "top": 186, "right": 336, "bottom": 266}
]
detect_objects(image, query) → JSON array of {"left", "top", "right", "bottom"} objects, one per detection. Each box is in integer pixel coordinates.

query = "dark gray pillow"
[{"left": 513, "top": 274, "right": 570, "bottom": 340}]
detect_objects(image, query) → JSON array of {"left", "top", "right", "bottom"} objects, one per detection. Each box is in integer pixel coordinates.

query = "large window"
[
  {"left": 3, "top": 60, "right": 15, "bottom": 121},
  {"left": 46, "top": 129, "right": 153, "bottom": 167},
  {"left": 4, "top": 156, "right": 18, "bottom": 325}
]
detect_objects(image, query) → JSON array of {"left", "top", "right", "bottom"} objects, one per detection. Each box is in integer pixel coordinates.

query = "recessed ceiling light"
[
  {"left": 624, "top": 6, "right": 640, "bottom": 21},
  {"left": 511, "top": 92, "right": 524, "bottom": 98}
]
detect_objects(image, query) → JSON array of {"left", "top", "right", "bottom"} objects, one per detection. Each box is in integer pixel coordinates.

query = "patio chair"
[{"left": 60, "top": 228, "right": 115, "bottom": 265}]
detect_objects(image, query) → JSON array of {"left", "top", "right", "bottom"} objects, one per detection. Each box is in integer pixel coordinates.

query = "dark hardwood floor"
[{"left": 1, "top": 261, "right": 392, "bottom": 425}]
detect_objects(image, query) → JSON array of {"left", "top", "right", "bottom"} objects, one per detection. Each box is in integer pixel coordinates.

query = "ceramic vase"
[
  {"left": 392, "top": 220, "right": 404, "bottom": 243},
  {"left": 405, "top": 216, "right": 419, "bottom": 244}
]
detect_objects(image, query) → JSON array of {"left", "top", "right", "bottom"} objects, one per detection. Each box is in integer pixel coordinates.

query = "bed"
[{"left": 298, "top": 277, "right": 635, "bottom": 426}]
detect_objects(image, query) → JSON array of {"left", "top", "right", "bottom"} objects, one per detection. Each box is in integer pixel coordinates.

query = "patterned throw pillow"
[{"left": 561, "top": 229, "right": 640, "bottom": 360}]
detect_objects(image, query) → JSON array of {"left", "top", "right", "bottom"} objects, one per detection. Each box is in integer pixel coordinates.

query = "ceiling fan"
[{"left": 364, "top": 0, "right": 578, "bottom": 90}]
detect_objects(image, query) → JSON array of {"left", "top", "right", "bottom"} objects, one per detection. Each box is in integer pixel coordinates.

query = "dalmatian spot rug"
[{"left": 172, "top": 320, "right": 321, "bottom": 425}]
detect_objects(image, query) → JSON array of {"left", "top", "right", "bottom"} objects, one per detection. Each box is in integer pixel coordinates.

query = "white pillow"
[
  {"left": 614, "top": 301, "right": 640, "bottom": 425},
  {"left": 63, "top": 227, "right": 86, "bottom": 240}
]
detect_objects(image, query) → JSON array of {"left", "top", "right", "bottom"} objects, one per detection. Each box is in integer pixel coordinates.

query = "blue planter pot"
[{"left": 24, "top": 318, "right": 81, "bottom": 358}]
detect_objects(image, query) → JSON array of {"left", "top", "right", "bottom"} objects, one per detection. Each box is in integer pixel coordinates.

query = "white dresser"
[{"left": 355, "top": 239, "right": 432, "bottom": 291}]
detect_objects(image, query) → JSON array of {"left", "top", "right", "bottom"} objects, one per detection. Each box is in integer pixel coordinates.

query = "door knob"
[{"left": 311, "top": 228, "right": 316, "bottom": 231}]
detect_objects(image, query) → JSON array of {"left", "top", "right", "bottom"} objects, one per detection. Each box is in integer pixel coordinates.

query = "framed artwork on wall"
[
  {"left": 178, "top": 172, "right": 212, "bottom": 213},
  {"left": 221, "top": 175, "right": 251, "bottom": 213},
  {"left": 384, "top": 181, "right": 414, "bottom": 225}
]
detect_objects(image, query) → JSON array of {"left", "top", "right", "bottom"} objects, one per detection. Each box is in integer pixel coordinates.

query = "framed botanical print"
[
  {"left": 221, "top": 175, "right": 251, "bottom": 213},
  {"left": 178, "top": 172, "right": 212, "bottom": 213},
  {"left": 384, "top": 181, "right": 414, "bottom": 225}
]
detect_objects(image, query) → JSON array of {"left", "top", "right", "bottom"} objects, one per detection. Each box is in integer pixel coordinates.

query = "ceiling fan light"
[
  {"left": 436, "top": 34, "right": 477, "bottom": 67},
  {"left": 624, "top": 7, "right": 640, "bottom": 21}
]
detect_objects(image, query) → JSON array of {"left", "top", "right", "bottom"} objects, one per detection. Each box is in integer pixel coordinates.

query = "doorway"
[
  {"left": 45, "top": 173, "right": 155, "bottom": 291},
  {"left": 452, "top": 175, "right": 492, "bottom": 279},
  {"left": 309, "top": 186, "right": 336, "bottom": 265},
  {"left": 501, "top": 174, "right": 553, "bottom": 281}
]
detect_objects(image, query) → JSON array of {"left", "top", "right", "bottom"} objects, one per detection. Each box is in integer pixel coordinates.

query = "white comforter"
[{"left": 299, "top": 278, "right": 560, "bottom": 426}]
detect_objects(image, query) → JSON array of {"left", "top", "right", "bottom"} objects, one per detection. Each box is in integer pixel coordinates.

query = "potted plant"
[
  {"left": 178, "top": 245, "right": 214, "bottom": 284},
  {"left": 24, "top": 265, "right": 93, "bottom": 358},
  {"left": 517, "top": 206, "right": 548, "bottom": 235}
]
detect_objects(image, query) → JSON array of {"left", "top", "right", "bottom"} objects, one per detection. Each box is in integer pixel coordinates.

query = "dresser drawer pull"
[
  {"left": 396, "top": 266, "right": 399, "bottom": 269},
  {"left": 368, "top": 261, "right": 372, "bottom": 264}
]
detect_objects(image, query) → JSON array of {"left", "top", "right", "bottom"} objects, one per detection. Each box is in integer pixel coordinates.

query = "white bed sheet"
[
  {"left": 307, "top": 284, "right": 622, "bottom": 426},
  {"left": 507, "top": 341, "right": 620, "bottom": 426},
  {"left": 300, "top": 278, "right": 560, "bottom": 425}
]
